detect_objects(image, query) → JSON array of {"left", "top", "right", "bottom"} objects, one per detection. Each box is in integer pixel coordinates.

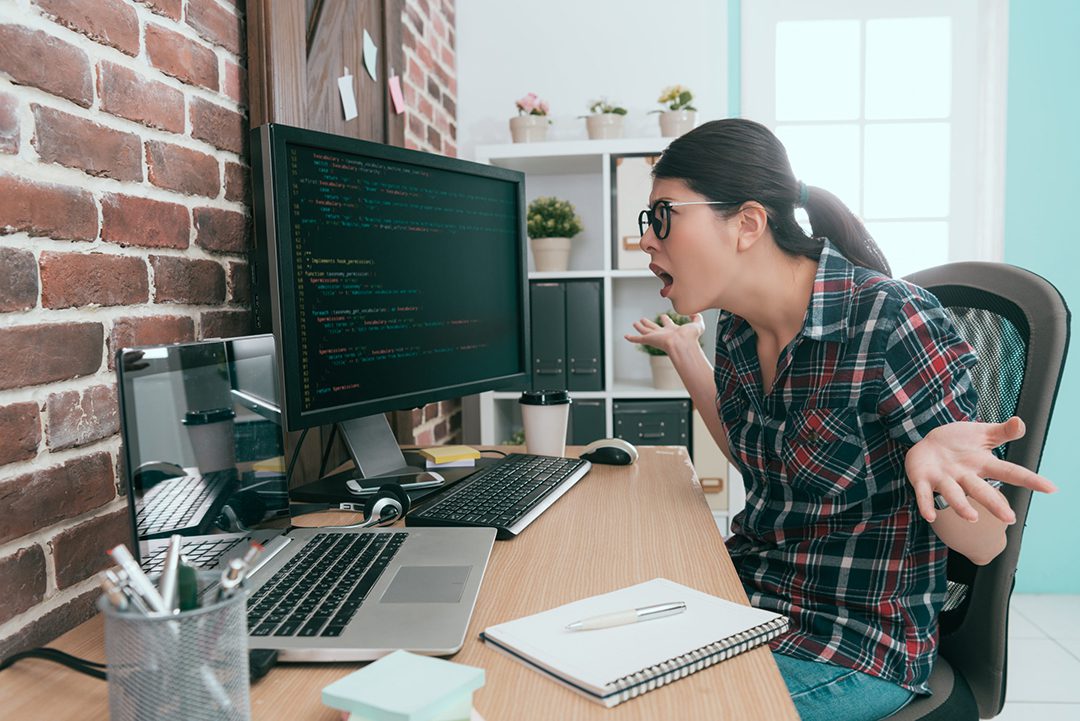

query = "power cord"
[
  {"left": 0, "top": 648, "right": 106, "bottom": 680},
  {"left": 285, "top": 427, "right": 310, "bottom": 486},
  {"left": 317, "top": 424, "right": 339, "bottom": 478},
  {"left": 0, "top": 647, "right": 279, "bottom": 683}
]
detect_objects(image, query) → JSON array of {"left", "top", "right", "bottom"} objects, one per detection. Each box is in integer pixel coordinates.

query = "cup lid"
[
  {"left": 519, "top": 390, "right": 572, "bottom": 406},
  {"left": 182, "top": 408, "right": 236, "bottom": 425}
]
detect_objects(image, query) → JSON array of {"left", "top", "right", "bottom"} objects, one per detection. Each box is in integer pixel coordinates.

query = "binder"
[
  {"left": 568, "top": 399, "right": 606, "bottom": 445},
  {"left": 565, "top": 280, "right": 603, "bottom": 391},
  {"left": 530, "top": 282, "right": 566, "bottom": 391},
  {"left": 480, "top": 578, "right": 788, "bottom": 708},
  {"left": 613, "top": 399, "right": 690, "bottom": 445}
]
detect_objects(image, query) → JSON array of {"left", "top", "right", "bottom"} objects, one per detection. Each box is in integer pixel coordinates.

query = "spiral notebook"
[{"left": 479, "top": 578, "right": 789, "bottom": 707}]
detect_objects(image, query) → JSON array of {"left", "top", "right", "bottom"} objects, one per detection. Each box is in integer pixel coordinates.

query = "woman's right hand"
[{"left": 624, "top": 313, "right": 706, "bottom": 358}]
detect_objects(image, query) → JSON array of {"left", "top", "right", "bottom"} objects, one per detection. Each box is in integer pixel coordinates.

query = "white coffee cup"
[
  {"left": 519, "top": 390, "right": 572, "bottom": 457},
  {"left": 182, "top": 408, "right": 237, "bottom": 474}
]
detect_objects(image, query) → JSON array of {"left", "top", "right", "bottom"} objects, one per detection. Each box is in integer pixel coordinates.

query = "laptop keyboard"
[
  {"left": 142, "top": 537, "right": 244, "bottom": 574},
  {"left": 408, "top": 453, "right": 589, "bottom": 539},
  {"left": 137, "top": 472, "right": 229, "bottom": 536},
  {"left": 247, "top": 532, "right": 407, "bottom": 638}
]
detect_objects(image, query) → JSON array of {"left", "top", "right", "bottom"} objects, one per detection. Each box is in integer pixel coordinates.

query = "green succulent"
[
  {"left": 526, "top": 196, "right": 584, "bottom": 239},
  {"left": 587, "top": 99, "right": 628, "bottom": 115}
]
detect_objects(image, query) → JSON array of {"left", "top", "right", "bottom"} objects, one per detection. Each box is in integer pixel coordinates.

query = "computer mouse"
[
  {"left": 579, "top": 438, "right": 639, "bottom": 466},
  {"left": 133, "top": 460, "right": 187, "bottom": 486}
]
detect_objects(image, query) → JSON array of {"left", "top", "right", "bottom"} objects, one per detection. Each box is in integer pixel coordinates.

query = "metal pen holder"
[{"left": 99, "top": 580, "right": 251, "bottom": 721}]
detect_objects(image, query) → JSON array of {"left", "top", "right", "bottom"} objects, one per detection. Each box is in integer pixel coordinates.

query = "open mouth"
[{"left": 650, "top": 263, "right": 674, "bottom": 297}]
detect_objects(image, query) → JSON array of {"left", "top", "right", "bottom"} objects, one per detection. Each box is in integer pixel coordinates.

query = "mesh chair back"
[{"left": 903, "top": 262, "right": 1070, "bottom": 718}]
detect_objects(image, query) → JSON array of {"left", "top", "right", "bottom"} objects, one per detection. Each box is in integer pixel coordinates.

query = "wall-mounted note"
[
  {"left": 388, "top": 74, "right": 405, "bottom": 114},
  {"left": 363, "top": 30, "right": 378, "bottom": 81},
  {"left": 338, "top": 67, "right": 358, "bottom": 121}
]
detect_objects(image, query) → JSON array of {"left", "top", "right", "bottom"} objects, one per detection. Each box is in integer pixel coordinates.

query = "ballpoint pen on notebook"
[{"left": 565, "top": 601, "right": 687, "bottom": 631}]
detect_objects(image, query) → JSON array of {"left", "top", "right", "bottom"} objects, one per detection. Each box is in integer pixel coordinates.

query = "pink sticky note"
[{"left": 388, "top": 75, "right": 405, "bottom": 115}]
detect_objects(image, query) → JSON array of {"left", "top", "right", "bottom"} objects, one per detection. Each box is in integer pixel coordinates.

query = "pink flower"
[{"left": 515, "top": 92, "right": 549, "bottom": 116}]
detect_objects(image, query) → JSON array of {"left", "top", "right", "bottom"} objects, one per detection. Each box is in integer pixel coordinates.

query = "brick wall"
[
  {"left": 0, "top": 0, "right": 458, "bottom": 656},
  {"left": 395, "top": 0, "right": 462, "bottom": 447}
]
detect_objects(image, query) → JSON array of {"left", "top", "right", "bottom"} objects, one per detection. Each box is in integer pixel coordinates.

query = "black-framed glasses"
[{"left": 638, "top": 200, "right": 743, "bottom": 241}]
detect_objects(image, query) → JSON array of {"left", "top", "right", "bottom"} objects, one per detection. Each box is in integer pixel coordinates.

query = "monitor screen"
[
  {"left": 250, "top": 124, "right": 529, "bottom": 433},
  {"left": 115, "top": 335, "right": 290, "bottom": 555}
]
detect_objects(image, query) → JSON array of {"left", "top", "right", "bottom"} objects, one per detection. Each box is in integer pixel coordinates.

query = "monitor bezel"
[{"left": 254, "top": 123, "right": 531, "bottom": 432}]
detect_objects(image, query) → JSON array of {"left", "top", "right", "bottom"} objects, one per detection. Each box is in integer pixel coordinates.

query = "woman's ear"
[{"left": 734, "top": 202, "right": 770, "bottom": 251}]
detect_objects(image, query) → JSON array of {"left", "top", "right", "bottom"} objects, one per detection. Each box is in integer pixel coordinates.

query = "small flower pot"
[
  {"left": 649, "top": 354, "right": 682, "bottom": 390},
  {"left": 659, "top": 109, "right": 696, "bottom": 138},
  {"left": 585, "top": 113, "right": 625, "bottom": 140},
  {"left": 530, "top": 237, "right": 572, "bottom": 272},
  {"left": 509, "top": 115, "right": 549, "bottom": 143}
]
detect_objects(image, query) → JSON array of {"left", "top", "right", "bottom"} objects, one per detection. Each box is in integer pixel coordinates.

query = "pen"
[
  {"left": 108, "top": 568, "right": 152, "bottom": 615},
  {"left": 177, "top": 559, "right": 199, "bottom": 612},
  {"left": 216, "top": 558, "right": 247, "bottom": 602},
  {"left": 239, "top": 541, "right": 264, "bottom": 568},
  {"left": 158, "top": 535, "right": 182, "bottom": 614},
  {"left": 565, "top": 601, "right": 687, "bottom": 631},
  {"left": 99, "top": 570, "right": 129, "bottom": 612},
  {"left": 108, "top": 544, "right": 168, "bottom": 615}
]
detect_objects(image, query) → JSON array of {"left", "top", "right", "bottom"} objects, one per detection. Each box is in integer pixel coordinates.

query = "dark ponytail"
[{"left": 652, "top": 118, "right": 891, "bottom": 277}]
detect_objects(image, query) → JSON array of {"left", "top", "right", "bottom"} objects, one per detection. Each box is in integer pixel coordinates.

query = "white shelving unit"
[{"left": 461, "top": 138, "right": 743, "bottom": 533}]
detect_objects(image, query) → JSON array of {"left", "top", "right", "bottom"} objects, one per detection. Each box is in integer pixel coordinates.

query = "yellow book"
[
  {"left": 419, "top": 445, "right": 481, "bottom": 464},
  {"left": 252, "top": 456, "right": 286, "bottom": 472}
]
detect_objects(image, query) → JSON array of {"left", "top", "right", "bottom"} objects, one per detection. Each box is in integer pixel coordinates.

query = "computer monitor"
[{"left": 250, "top": 123, "right": 529, "bottom": 483}]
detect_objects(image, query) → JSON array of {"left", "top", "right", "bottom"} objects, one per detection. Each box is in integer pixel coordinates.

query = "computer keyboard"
[
  {"left": 137, "top": 472, "right": 231, "bottom": 537},
  {"left": 247, "top": 532, "right": 406, "bottom": 638},
  {"left": 406, "top": 453, "right": 591, "bottom": 539},
  {"left": 142, "top": 536, "right": 245, "bottom": 574}
]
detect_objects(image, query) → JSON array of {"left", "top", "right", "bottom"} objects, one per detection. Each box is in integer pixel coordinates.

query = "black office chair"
[{"left": 884, "top": 263, "right": 1070, "bottom": 720}]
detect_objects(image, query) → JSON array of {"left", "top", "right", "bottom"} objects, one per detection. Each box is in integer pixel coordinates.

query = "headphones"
[{"left": 335, "top": 483, "right": 412, "bottom": 529}]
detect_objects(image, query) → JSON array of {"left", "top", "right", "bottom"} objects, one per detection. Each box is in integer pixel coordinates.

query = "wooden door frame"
[{"left": 246, "top": 0, "right": 405, "bottom": 146}]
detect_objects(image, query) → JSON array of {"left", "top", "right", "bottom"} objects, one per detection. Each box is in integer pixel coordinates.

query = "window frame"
[{"left": 740, "top": 0, "right": 1008, "bottom": 270}]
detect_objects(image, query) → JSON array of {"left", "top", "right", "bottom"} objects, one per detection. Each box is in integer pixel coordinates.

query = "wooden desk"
[{"left": 0, "top": 447, "right": 797, "bottom": 721}]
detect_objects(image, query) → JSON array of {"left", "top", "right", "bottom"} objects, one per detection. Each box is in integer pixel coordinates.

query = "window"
[{"left": 741, "top": 0, "right": 1006, "bottom": 278}]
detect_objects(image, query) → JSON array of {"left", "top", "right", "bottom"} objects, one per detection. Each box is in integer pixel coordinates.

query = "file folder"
[
  {"left": 530, "top": 282, "right": 566, "bottom": 390},
  {"left": 565, "top": 280, "right": 603, "bottom": 391}
]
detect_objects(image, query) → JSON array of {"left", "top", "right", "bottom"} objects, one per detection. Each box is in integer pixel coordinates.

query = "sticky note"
[
  {"left": 338, "top": 69, "right": 358, "bottom": 121},
  {"left": 388, "top": 75, "right": 405, "bottom": 114},
  {"left": 323, "top": 650, "right": 484, "bottom": 721},
  {"left": 363, "top": 30, "right": 378, "bottom": 81}
]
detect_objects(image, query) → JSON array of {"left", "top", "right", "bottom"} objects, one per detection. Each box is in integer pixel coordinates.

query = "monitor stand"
[{"left": 336, "top": 414, "right": 440, "bottom": 487}]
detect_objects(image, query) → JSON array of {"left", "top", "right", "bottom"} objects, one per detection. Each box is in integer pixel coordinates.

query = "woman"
[{"left": 625, "top": 119, "right": 1055, "bottom": 721}]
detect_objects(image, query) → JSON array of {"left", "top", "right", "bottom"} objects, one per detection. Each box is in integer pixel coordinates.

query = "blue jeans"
[{"left": 774, "top": 652, "right": 915, "bottom": 721}]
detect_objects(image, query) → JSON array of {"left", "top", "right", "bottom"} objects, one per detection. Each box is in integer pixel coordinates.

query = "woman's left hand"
[{"left": 904, "top": 416, "right": 1057, "bottom": 524}]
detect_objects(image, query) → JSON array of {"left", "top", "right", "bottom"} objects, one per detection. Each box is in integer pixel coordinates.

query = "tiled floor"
[{"left": 996, "top": 594, "right": 1080, "bottom": 720}]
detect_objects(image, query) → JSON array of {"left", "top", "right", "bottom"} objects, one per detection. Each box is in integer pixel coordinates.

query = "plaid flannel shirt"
[{"left": 719, "top": 240, "right": 978, "bottom": 694}]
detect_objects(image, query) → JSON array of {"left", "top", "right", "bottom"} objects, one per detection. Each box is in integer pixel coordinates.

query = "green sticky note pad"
[{"left": 322, "top": 650, "right": 485, "bottom": 721}]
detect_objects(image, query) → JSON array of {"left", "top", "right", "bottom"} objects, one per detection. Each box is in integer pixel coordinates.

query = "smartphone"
[{"left": 344, "top": 472, "right": 445, "bottom": 496}]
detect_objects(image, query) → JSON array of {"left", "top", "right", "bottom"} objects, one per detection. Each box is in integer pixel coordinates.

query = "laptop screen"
[{"left": 116, "top": 335, "right": 290, "bottom": 559}]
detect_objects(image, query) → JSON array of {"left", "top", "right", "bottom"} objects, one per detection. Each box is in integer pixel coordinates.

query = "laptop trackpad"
[{"left": 380, "top": 566, "right": 471, "bottom": 604}]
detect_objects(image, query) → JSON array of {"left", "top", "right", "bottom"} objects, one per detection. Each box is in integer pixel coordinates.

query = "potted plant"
[
  {"left": 510, "top": 92, "right": 551, "bottom": 143},
  {"left": 652, "top": 85, "right": 697, "bottom": 137},
  {"left": 527, "top": 196, "right": 583, "bottom": 272},
  {"left": 583, "top": 98, "right": 627, "bottom": 139},
  {"left": 637, "top": 311, "right": 700, "bottom": 389}
]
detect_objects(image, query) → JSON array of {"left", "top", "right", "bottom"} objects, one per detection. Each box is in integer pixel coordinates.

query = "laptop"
[{"left": 116, "top": 335, "right": 496, "bottom": 661}]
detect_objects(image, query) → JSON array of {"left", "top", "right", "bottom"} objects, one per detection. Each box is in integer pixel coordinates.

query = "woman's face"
[{"left": 640, "top": 177, "right": 738, "bottom": 315}]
